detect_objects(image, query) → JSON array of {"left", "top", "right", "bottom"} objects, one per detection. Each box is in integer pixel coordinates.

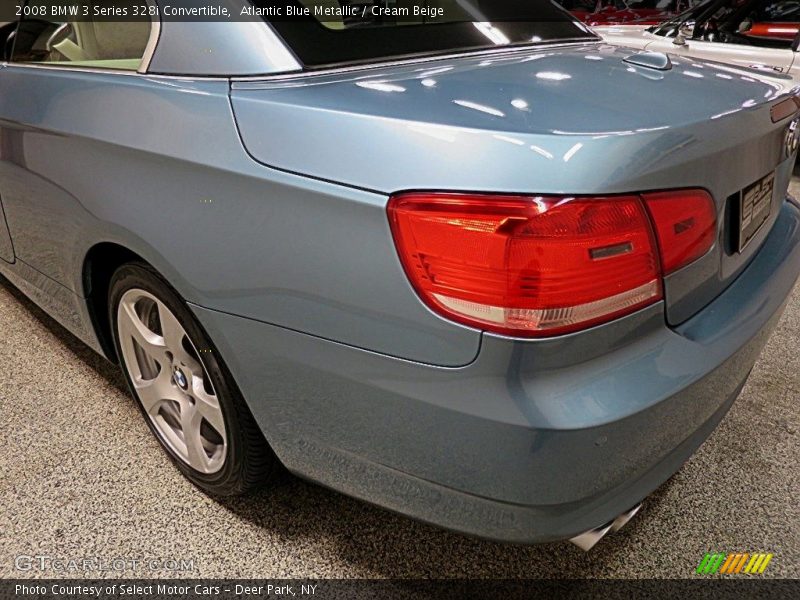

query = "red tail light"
[
  {"left": 388, "top": 192, "right": 663, "bottom": 337},
  {"left": 642, "top": 190, "right": 717, "bottom": 275}
]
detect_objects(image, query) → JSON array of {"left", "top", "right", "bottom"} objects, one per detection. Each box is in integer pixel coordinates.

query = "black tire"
[{"left": 109, "top": 261, "right": 278, "bottom": 496}]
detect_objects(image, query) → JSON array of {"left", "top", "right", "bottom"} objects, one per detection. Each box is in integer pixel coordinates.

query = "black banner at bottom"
[{"left": 3, "top": 579, "right": 800, "bottom": 600}]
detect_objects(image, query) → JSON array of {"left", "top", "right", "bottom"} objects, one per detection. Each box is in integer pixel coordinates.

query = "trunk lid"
[{"left": 230, "top": 42, "right": 798, "bottom": 326}]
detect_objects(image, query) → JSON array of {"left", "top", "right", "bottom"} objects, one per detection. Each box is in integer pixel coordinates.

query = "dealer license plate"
[{"left": 738, "top": 172, "right": 774, "bottom": 253}]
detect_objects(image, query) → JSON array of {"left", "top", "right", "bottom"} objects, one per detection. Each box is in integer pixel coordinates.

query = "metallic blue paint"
[
  {"left": 231, "top": 43, "right": 798, "bottom": 324},
  {"left": 149, "top": 17, "right": 301, "bottom": 76},
  {"left": 190, "top": 201, "right": 800, "bottom": 542},
  {"left": 0, "top": 24, "right": 799, "bottom": 543},
  {"left": 0, "top": 65, "right": 478, "bottom": 366},
  {"left": 231, "top": 44, "right": 789, "bottom": 195}
]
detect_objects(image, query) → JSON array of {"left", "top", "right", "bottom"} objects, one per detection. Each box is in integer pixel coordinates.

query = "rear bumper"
[{"left": 192, "top": 200, "right": 800, "bottom": 544}]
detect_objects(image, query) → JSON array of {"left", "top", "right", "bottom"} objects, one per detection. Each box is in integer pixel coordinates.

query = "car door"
[{"left": 0, "top": 1, "right": 153, "bottom": 283}]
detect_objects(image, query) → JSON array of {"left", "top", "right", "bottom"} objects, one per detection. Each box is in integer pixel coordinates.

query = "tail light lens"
[
  {"left": 388, "top": 192, "right": 663, "bottom": 337},
  {"left": 642, "top": 190, "right": 717, "bottom": 275}
]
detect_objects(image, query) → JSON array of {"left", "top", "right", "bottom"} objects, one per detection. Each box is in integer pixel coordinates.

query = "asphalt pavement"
[{"left": 1, "top": 188, "right": 798, "bottom": 579}]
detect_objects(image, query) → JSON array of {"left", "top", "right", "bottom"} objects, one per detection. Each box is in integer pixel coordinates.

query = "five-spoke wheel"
[
  {"left": 117, "top": 288, "right": 227, "bottom": 474},
  {"left": 110, "top": 262, "right": 276, "bottom": 495}
]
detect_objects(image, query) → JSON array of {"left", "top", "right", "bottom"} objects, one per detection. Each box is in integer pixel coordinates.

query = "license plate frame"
[{"left": 737, "top": 172, "right": 774, "bottom": 253}]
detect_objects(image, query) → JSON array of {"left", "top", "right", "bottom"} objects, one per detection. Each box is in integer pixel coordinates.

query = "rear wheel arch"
[{"left": 82, "top": 242, "right": 148, "bottom": 363}]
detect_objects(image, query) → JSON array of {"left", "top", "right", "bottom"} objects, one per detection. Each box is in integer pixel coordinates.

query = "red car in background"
[
  {"left": 560, "top": 0, "right": 799, "bottom": 40},
  {"left": 741, "top": 0, "right": 800, "bottom": 40},
  {"left": 558, "top": 0, "right": 695, "bottom": 26},
  {"left": 744, "top": 22, "right": 799, "bottom": 38}
]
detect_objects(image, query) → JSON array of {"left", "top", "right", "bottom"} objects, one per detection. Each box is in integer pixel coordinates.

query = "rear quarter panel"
[{"left": 0, "top": 67, "right": 479, "bottom": 366}]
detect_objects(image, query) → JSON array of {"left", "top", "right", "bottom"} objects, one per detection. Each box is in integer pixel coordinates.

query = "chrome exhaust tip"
[
  {"left": 569, "top": 522, "right": 615, "bottom": 552},
  {"left": 610, "top": 503, "right": 642, "bottom": 532},
  {"left": 569, "top": 502, "right": 643, "bottom": 551}
]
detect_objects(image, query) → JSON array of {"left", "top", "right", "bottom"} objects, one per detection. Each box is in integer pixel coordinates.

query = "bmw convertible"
[{"left": 0, "top": 0, "right": 799, "bottom": 550}]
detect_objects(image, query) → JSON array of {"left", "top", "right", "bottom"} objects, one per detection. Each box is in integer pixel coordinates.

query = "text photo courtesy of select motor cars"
[{"left": 0, "top": 0, "right": 798, "bottom": 584}]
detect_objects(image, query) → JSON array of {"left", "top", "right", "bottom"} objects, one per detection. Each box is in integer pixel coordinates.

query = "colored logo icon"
[{"left": 697, "top": 553, "right": 773, "bottom": 575}]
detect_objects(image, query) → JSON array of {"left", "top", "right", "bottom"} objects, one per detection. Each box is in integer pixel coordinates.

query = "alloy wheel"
[{"left": 116, "top": 288, "right": 227, "bottom": 474}]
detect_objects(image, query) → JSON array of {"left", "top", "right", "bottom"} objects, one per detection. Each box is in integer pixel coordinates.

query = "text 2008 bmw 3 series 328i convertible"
[{"left": 0, "top": 1, "right": 798, "bottom": 549}]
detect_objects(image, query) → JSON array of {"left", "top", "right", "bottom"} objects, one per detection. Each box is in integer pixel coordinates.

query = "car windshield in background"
[
  {"left": 258, "top": 0, "right": 597, "bottom": 68},
  {"left": 752, "top": 0, "right": 800, "bottom": 21},
  {"left": 651, "top": 0, "right": 725, "bottom": 35}
]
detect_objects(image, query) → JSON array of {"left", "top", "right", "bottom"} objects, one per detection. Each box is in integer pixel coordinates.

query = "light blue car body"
[{"left": 0, "top": 2, "right": 799, "bottom": 542}]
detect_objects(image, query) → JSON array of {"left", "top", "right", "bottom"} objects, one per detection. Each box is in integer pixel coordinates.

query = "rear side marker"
[{"left": 770, "top": 96, "right": 800, "bottom": 122}]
